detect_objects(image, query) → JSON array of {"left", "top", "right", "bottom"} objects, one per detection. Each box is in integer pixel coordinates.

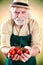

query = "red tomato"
[
  {"left": 25, "top": 50, "right": 30, "bottom": 54},
  {"left": 21, "top": 47, "right": 30, "bottom": 54},
  {"left": 21, "top": 48, "right": 27, "bottom": 53},
  {"left": 9, "top": 49, "right": 15, "bottom": 55},
  {"left": 14, "top": 46, "right": 19, "bottom": 51},
  {"left": 17, "top": 50, "right": 22, "bottom": 55}
]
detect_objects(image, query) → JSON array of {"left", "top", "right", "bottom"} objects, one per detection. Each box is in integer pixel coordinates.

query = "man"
[{"left": 0, "top": 0, "right": 41, "bottom": 65}]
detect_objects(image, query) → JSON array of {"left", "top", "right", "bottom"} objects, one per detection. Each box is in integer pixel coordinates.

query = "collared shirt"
[{"left": 0, "top": 18, "right": 41, "bottom": 51}]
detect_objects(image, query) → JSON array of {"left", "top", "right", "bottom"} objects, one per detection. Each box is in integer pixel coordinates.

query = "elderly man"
[{"left": 0, "top": 0, "right": 41, "bottom": 65}]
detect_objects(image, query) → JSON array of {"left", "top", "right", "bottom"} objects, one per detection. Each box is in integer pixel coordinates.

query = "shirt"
[{"left": 0, "top": 18, "right": 41, "bottom": 51}]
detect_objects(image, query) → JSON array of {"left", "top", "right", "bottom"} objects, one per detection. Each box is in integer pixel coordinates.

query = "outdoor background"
[{"left": 0, "top": 0, "right": 43, "bottom": 65}]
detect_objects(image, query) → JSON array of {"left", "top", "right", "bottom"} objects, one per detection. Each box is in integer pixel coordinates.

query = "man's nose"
[{"left": 18, "top": 12, "right": 22, "bottom": 18}]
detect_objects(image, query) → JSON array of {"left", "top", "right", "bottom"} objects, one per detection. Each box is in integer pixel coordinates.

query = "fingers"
[
  {"left": 8, "top": 53, "right": 19, "bottom": 61},
  {"left": 12, "top": 54, "right": 19, "bottom": 61},
  {"left": 19, "top": 55, "right": 26, "bottom": 62},
  {"left": 8, "top": 53, "right": 10, "bottom": 58},
  {"left": 19, "top": 54, "right": 29, "bottom": 62},
  {"left": 8, "top": 53, "right": 31, "bottom": 62},
  {"left": 16, "top": 55, "right": 19, "bottom": 61},
  {"left": 12, "top": 54, "right": 18, "bottom": 60},
  {"left": 21, "top": 54, "right": 28, "bottom": 60},
  {"left": 19, "top": 53, "right": 31, "bottom": 62},
  {"left": 24, "top": 53, "right": 31, "bottom": 59}
]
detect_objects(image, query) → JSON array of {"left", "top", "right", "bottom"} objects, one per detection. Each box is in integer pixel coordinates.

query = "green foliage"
[
  {"left": 0, "top": 50, "right": 6, "bottom": 65},
  {"left": 38, "top": 60, "right": 43, "bottom": 65}
]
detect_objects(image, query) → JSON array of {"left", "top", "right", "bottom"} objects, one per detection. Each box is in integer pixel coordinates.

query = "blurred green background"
[{"left": 0, "top": 0, "right": 43, "bottom": 65}]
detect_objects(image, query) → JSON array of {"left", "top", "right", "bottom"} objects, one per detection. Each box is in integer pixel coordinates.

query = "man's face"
[{"left": 10, "top": 7, "right": 29, "bottom": 25}]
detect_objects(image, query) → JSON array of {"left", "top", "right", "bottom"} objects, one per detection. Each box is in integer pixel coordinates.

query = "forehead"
[{"left": 11, "top": 6, "right": 28, "bottom": 12}]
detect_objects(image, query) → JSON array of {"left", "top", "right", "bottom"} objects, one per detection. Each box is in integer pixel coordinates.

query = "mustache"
[{"left": 15, "top": 18, "right": 25, "bottom": 21}]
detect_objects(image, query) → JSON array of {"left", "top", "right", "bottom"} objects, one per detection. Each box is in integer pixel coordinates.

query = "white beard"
[{"left": 14, "top": 18, "right": 26, "bottom": 26}]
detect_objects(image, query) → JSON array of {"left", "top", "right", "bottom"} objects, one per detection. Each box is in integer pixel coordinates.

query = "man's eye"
[
  {"left": 22, "top": 11, "right": 26, "bottom": 14},
  {"left": 15, "top": 12, "right": 20, "bottom": 14}
]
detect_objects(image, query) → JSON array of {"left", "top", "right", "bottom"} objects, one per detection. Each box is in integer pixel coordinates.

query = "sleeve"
[
  {"left": 0, "top": 22, "right": 11, "bottom": 48},
  {"left": 31, "top": 20, "right": 42, "bottom": 52}
]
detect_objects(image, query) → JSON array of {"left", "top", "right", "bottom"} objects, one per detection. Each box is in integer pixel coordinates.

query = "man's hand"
[
  {"left": 24, "top": 46, "right": 40, "bottom": 56},
  {"left": 19, "top": 46, "right": 31, "bottom": 62},
  {"left": 12, "top": 54, "right": 19, "bottom": 61},
  {"left": 19, "top": 53, "right": 31, "bottom": 62},
  {"left": 8, "top": 46, "right": 20, "bottom": 61},
  {"left": 1, "top": 46, "right": 11, "bottom": 56},
  {"left": 8, "top": 53, "right": 19, "bottom": 61},
  {"left": 8, "top": 46, "right": 32, "bottom": 62}
]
